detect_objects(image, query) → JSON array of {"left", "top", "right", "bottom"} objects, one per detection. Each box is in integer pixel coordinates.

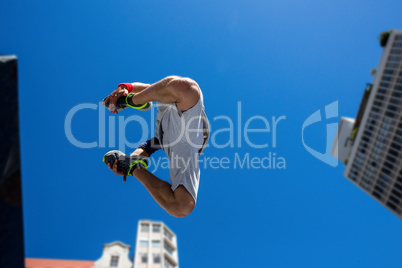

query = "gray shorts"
[{"left": 155, "top": 91, "right": 209, "bottom": 202}]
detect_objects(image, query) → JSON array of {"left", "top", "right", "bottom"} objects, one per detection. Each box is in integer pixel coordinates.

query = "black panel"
[{"left": 0, "top": 55, "right": 25, "bottom": 268}]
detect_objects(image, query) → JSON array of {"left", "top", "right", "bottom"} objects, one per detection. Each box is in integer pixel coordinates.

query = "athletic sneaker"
[
  {"left": 103, "top": 92, "right": 152, "bottom": 112},
  {"left": 103, "top": 150, "right": 148, "bottom": 175}
]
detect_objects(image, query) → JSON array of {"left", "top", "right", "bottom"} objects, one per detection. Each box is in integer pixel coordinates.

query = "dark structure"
[{"left": 0, "top": 55, "right": 25, "bottom": 268}]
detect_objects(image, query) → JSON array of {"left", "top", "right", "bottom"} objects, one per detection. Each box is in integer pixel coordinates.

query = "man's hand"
[
  {"left": 102, "top": 85, "right": 129, "bottom": 114},
  {"left": 107, "top": 149, "right": 145, "bottom": 182},
  {"left": 108, "top": 159, "right": 128, "bottom": 182}
]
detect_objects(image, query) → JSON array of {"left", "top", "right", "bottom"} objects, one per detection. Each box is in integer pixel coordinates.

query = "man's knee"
[
  {"left": 167, "top": 185, "right": 195, "bottom": 217},
  {"left": 169, "top": 77, "right": 199, "bottom": 95},
  {"left": 167, "top": 77, "right": 200, "bottom": 110},
  {"left": 168, "top": 200, "right": 195, "bottom": 218}
]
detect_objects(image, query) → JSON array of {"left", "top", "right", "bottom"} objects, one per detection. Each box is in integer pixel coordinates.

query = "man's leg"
[
  {"left": 134, "top": 169, "right": 195, "bottom": 218},
  {"left": 126, "top": 148, "right": 195, "bottom": 217},
  {"left": 108, "top": 147, "right": 195, "bottom": 217}
]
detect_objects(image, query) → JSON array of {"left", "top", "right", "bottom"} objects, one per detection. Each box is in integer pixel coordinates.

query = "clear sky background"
[{"left": 2, "top": 0, "right": 402, "bottom": 267}]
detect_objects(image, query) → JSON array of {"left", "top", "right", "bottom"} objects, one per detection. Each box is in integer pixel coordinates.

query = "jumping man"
[{"left": 102, "top": 76, "right": 209, "bottom": 217}]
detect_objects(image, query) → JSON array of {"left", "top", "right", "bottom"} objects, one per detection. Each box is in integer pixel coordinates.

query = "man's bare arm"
[
  {"left": 103, "top": 75, "right": 199, "bottom": 113},
  {"left": 127, "top": 82, "right": 151, "bottom": 93}
]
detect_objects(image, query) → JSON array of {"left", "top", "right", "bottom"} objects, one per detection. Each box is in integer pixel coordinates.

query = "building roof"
[
  {"left": 104, "top": 240, "right": 131, "bottom": 249},
  {"left": 25, "top": 258, "right": 94, "bottom": 268}
]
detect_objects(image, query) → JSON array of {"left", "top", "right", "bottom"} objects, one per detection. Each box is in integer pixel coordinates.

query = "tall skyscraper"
[
  {"left": 133, "top": 220, "right": 179, "bottom": 268},
  {"left": 332, "top": 30, "right": 402, "bottom": 218}
]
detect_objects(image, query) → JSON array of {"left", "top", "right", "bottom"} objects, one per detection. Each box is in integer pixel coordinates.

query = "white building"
[
  {"left": 332, "top": 30, "right": 402, "bottom": 218},
  {"left": 133, "top": 220, "right": 179, "bottom": 268},
  {"left": 93, "top": 241, "right": 132, "bottom": 268},
  {"left": 26, "top": 220, "right": 179, "bottom": 268}
]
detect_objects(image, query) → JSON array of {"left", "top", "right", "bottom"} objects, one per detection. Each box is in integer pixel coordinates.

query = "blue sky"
[{"left": 2, "top": 0, "right": 402, "bottom": 267}]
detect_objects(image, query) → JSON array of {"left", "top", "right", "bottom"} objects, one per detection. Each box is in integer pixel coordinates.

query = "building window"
[
  {"left": 373, "top": 191, "right": 382, "bottom": 200},
  {"left": 393, "top": 42, "right": 402, "bottom": 48},
  {"left": 382, "top": 76, "right": 392, "bottom": 82},
  {"left": 395, "top": 182, "right": 402, "bottom": 192},
  {"left": 360, "top": 181, "right": 370, "bottom": 191},
  {"left": 384, "top": 69, "right": 394, "bottom": 75},
  {"left": 152, "top": 240, "right": 161, "bottom": 247},
  {"left": 381, "top": 82, "right": 390, "bottom": 88},
  {"left": 164, "top": 229, "right": 173, "bottom": 240},
  {"left": 377, "top": 180, "right": 388, "bottom": 189},
  {"left": 387, "top": 155, "right": 397, "bottom": 163},
  {"left": 386, "top": 201, "right": 397, "bottom": 211},
  {"left": 388, "top": 55, "right": 401, "bottom": 62},
  {"left": 372, "top": 107, "right": 380, "bottom": 113},
  {"left": 380, "top": 174, "right": 389, "bottom": 181},
  {"left": 152, "top": 224, "right": 161, "bottom": 233},
  {"left": 367, "top": 164, "right": 376, "bottom": 173},
  {"left": 164, "top": 243, "right": 174, "bottom": 255},
  {"left": 391, "top": 142, "right": 401, "bottom": 150},
  {"left": 164, "top": 257, "right": 175, "bottom": 268},
  {"left": 388, "top": 148, "right": 399, "bottom": 157},
  {"left": 380, "top": 130, "right": 388, "bottom": 137},
  {"left": 387, "top": 62, "right": 398, "bottom": 68},
  {"left": 384, "top": 162, "right": 394, "bottom": 170},
  {"left": 153, "top": 253, "right": 161, "bottom": 263},
  {"left": 382, "top": 168, "right": 391, "bottom": 175},
  {"left": 385, "top": 111, "right": 395, "bottom": 117},
  {"left": 394, "top": 135, "right": 402, "bottom": 144},
  {"left": 384, "top": 116, "right": 393, "bottom": 124},
  {"left": 375, "top": 142, "right": 383, "bottom": 149},
  {"left": 387, "top": 105, "right": 398, "bottom": 112},
  {"left": 370, "top": 112, "right": 379, "bottom": 119},
  {"left": 390, "top": 98, "right": 400, "bottom": 105},
  {"left": 365, "top": 170, "right": 373, "bottom": 177},
  {"left": 139, "top": 240, "right": 149, "bottom": 247},
  {"left": 140, "top": 253, "right": 148, "bottom": 263},
  {"left": 110, "top": 256, "right": 119, "bottom": 267},
  {"left": 141, "top": 223, "right": 150, "bottom": 232},
  {"left": 374, "top": 100, "right": 383, "bottom": 107}
]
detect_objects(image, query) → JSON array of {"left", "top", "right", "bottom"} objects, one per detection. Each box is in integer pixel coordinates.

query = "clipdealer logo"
[
  {"left": 301, "top": 101, "right": 339, "bottom": 167},
  {"left": 64, "top": 100, "right": 341, "bottom": 170}
]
